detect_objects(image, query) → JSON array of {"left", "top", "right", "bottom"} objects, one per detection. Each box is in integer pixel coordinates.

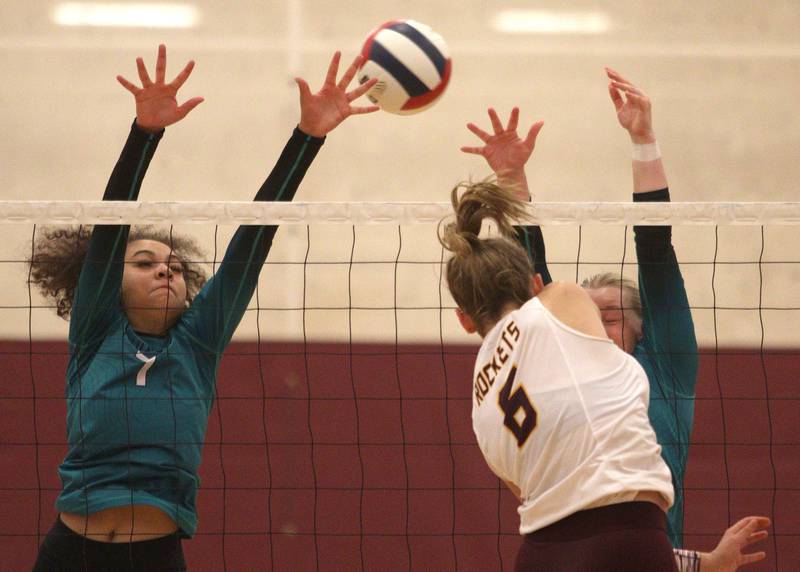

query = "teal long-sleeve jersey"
[
  {"left": 56, "top": 123, "right": 324, "bottom": 537},
  {"left": 517, "top": 188, "right": 698, "bottom": 547}
]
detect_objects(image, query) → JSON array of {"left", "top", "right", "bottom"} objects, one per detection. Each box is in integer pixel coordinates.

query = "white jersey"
[{"left": 471, "top": 296, "right": 673, "bottom": 534}]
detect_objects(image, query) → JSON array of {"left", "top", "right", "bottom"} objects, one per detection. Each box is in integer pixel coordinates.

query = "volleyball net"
[{"left": 1, "top": 201, "right": 798, "bottom": 571}]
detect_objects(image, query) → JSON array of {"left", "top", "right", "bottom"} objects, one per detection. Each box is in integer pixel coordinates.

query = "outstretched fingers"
[
  {"left": 176, "top": 96, "right": 205, "bottom": 119},
  {"left": 170, "top": 60, "right": 196, "bottom": 91},
  {"left": 324, "top": 51, "right": 342, "bottom": 87},
  {"left": 346, "top": 76, "right": 377, "bottom": 103},
  {"left": 605, "top": 67, "right": 631, "bottom": 84},
  {"left": 136, "top": 57, "right": 153, "bottom": 87},
  {"left": 734, "top": 516, "right": 770, "bottom": 564},
  {"left": 116, "top": 75, "right": 141, "bottom": 95},
  {"left": 488, "top": 107, "right": 504, "bottom": 134},
  {"left": 460, "top": 145, "right": 485, "bottom": 156},
  {"left": 505, "top": 107, "right": 520, "bottom": 133},
  {"left": 623, "top": 92, "right": 650, "bottom": 111},
  {"left": 338, "top": 54, "right": 363, "bottom": 91},
  {"left": 608, "top": 83, "right": 625, "bottom": 111},
  {"left": 348, "top": 103, "right": 380, "bottom": 115},
  {"left": 154, "top": 44, "right": 167, "bottom": 84},
  {"left": 745, "top": 530, "right": 769, "bottom": 546},
  {"left": 524, "top": 120, "right": 545, "bottom": 148},
  {"left": 606, "top": 67, "right": 644, "bottom": 94},
  {"left": 740, "top": 516, "right": 771, "bottom": 538},
  {"left": 466, "top": 122, "right": 491, "bottom": 143},
  {"left": 610, "top": 82, "right": 648, "bottom": 111},
  {"left": 129, "top": 45, "right": 195, "bottom": 92},
  {"left": 294, "top": 77, "right": 313, "bottom": 100},
  {"left": 610, "top": 79, "right": 645, "bottom": 97},
  {"left": 739, "top": 550, "right": 767, "bottom": 566}
]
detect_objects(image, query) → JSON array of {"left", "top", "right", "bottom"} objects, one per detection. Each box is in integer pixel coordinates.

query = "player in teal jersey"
[
  {"left": 584, "top": 68, "right": 697, "bottom": 549},
  {"left": 29, "top": 45, "right": 378, "bottom": 571},
  {"left": 461, "top": 71, "right": 770, "bottom": 570}
]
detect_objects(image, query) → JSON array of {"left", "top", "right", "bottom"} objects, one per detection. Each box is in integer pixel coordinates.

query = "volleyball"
[{"left": 358, "top": 20, "right": 452, "bottom": 115}]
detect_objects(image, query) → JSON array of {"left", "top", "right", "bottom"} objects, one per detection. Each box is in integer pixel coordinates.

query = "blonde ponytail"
[{"left": 439, "top": 179, "right": 534, "bottom": 332}]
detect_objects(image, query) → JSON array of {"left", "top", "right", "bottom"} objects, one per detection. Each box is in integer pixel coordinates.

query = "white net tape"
[{"left": 2, "top": 201, "right": 800, "bottom": 225}]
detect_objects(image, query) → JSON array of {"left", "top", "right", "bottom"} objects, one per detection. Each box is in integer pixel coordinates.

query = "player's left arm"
[
  {"left": 673, "top": 516, "right": 770, "bottom": 572},
  {"left": 607, "top": 68, "right": 698, "bottom": 395},
  {"left": 461, "top": 108, "right": 552, "bottom": 284},
  {"left": 184, "top": 52, "right": 378, "bottom": 352}
]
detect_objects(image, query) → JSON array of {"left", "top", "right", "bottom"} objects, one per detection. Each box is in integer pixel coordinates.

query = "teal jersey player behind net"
[{"left": 29, "top": 45, "right": 379, "bottom": 571}]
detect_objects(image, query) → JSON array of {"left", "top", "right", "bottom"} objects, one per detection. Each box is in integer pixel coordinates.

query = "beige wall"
[{"left": 1, "top": 1, "right": 799, "bottom": 345}]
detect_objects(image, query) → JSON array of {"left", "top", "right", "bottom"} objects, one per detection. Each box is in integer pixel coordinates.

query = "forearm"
[
  {"left": 71, "top": 123, "right": 163, "bottom": 342},
  {"left": 498, "top": 166, "right": 552, "bottom": 284},
  {"left": 102, "top": 120, "right": 164, "bottom": 201},
  {"left": 633, "top": 188, "right": 671, "bottom": 260},
  {"left": 253, "top": 127, "right": 324, "bottom": 203},
  {"left": 633, "top": 155, "right": 668, "bottom": 194},
  {"left": 190, "top": 127, "right": 325, "bottom": 350},
  {"left": 88, "top": 121, "right": 164, "bottom": 267},
  {"left": 516, "top": 225, "right": 552, "bottom": 285},
  {"left": 88, "top": 121, "right": 163, "bottom": 265},
  {"left": 635, "top": 187, "right": 698, "bottom": 392},
  {"left": 230, "top": 127, "right": 325, "bottom": 267}
]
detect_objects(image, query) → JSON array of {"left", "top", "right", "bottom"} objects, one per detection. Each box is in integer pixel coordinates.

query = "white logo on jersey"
[
  {"left": 135, "top": 352, "right": 156, "bottom": 387},
  {"left": 474, "top": 320, "right": 520, "bottom": 406}
]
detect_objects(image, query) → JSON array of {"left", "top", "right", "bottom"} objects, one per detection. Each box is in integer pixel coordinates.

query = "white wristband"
[{"left": 632, "top": 141, "right": 661, "bottom": 162}]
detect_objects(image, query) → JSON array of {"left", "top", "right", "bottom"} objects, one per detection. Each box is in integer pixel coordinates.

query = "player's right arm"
[
  {"left": 461, "top": 108, "right": 551, "bottom": 284},
  {"left": 69, "top": 45, "right": 202, "bottom": 347}
]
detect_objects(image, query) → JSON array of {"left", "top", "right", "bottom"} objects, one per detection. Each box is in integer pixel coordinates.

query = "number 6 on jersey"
[{"left": 498, "top": 365, "right": 537, "bottom": 447}]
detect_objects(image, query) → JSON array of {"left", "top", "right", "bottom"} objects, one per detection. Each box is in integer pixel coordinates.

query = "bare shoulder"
[
  {"left": 538, "top": 282, "right": 607, "bottom": 338},
  {"left": 540, "top": 282, "right": 592, "bottom": 305},
  {"left": 551, "top": 282, "right": 585, "bottom": 296}
]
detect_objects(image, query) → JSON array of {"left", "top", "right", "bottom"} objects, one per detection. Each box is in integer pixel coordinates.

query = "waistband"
[
  {"left": 527, "top": 501, "right": 667, "bottom": 542},
  {"left": 42, "top": 516, "right": 185, "bottom": 569}
]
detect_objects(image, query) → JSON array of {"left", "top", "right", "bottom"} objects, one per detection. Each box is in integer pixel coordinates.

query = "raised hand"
[
  {"left": 295, "top": 52, "right": 379, "bottom": 138},
  {"left": 705, "top": 516, "right": 771, "bottom": 571},
  {"left": 117, "top": 44, "right": 204, "bottom": 133},
  {"left": 606, "top": 68, "right": 655, "bottom": 144},
  {"left": 461, "top": 107, "right": 544, "bottom": 182}
]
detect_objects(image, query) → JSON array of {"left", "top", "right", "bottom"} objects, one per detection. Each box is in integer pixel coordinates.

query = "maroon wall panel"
[{"left": 1, "top": 341, "right": 797, "bottom": 571}]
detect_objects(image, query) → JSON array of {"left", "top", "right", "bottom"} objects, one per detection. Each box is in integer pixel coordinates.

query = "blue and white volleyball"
[{"left": 359, "top": 20, "right": 452, "bottom": 115}]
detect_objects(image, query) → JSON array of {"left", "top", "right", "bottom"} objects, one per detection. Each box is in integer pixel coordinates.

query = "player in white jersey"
[
  {"left": 472, "top": 290, "right": 673, "bottom": 533},
  {"left": 438, "top": 182, "right": 769, "bottom": 571}
]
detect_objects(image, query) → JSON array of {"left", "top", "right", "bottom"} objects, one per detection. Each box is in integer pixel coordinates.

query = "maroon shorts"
[{"left": 515, "top": 502, "right": 677, "bottom": 572}]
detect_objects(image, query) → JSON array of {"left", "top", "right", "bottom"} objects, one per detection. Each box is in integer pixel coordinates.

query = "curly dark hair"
[{"left": 28, "top": 226, "right": 208, "bottom": 320}]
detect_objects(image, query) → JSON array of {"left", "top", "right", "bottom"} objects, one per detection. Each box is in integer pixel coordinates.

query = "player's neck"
[
  {"left": 478, "top": 301, "right": 523, "bottom": 338},
  {"left": 126, "top": 308, "right": 179, "bottom": 336}
]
